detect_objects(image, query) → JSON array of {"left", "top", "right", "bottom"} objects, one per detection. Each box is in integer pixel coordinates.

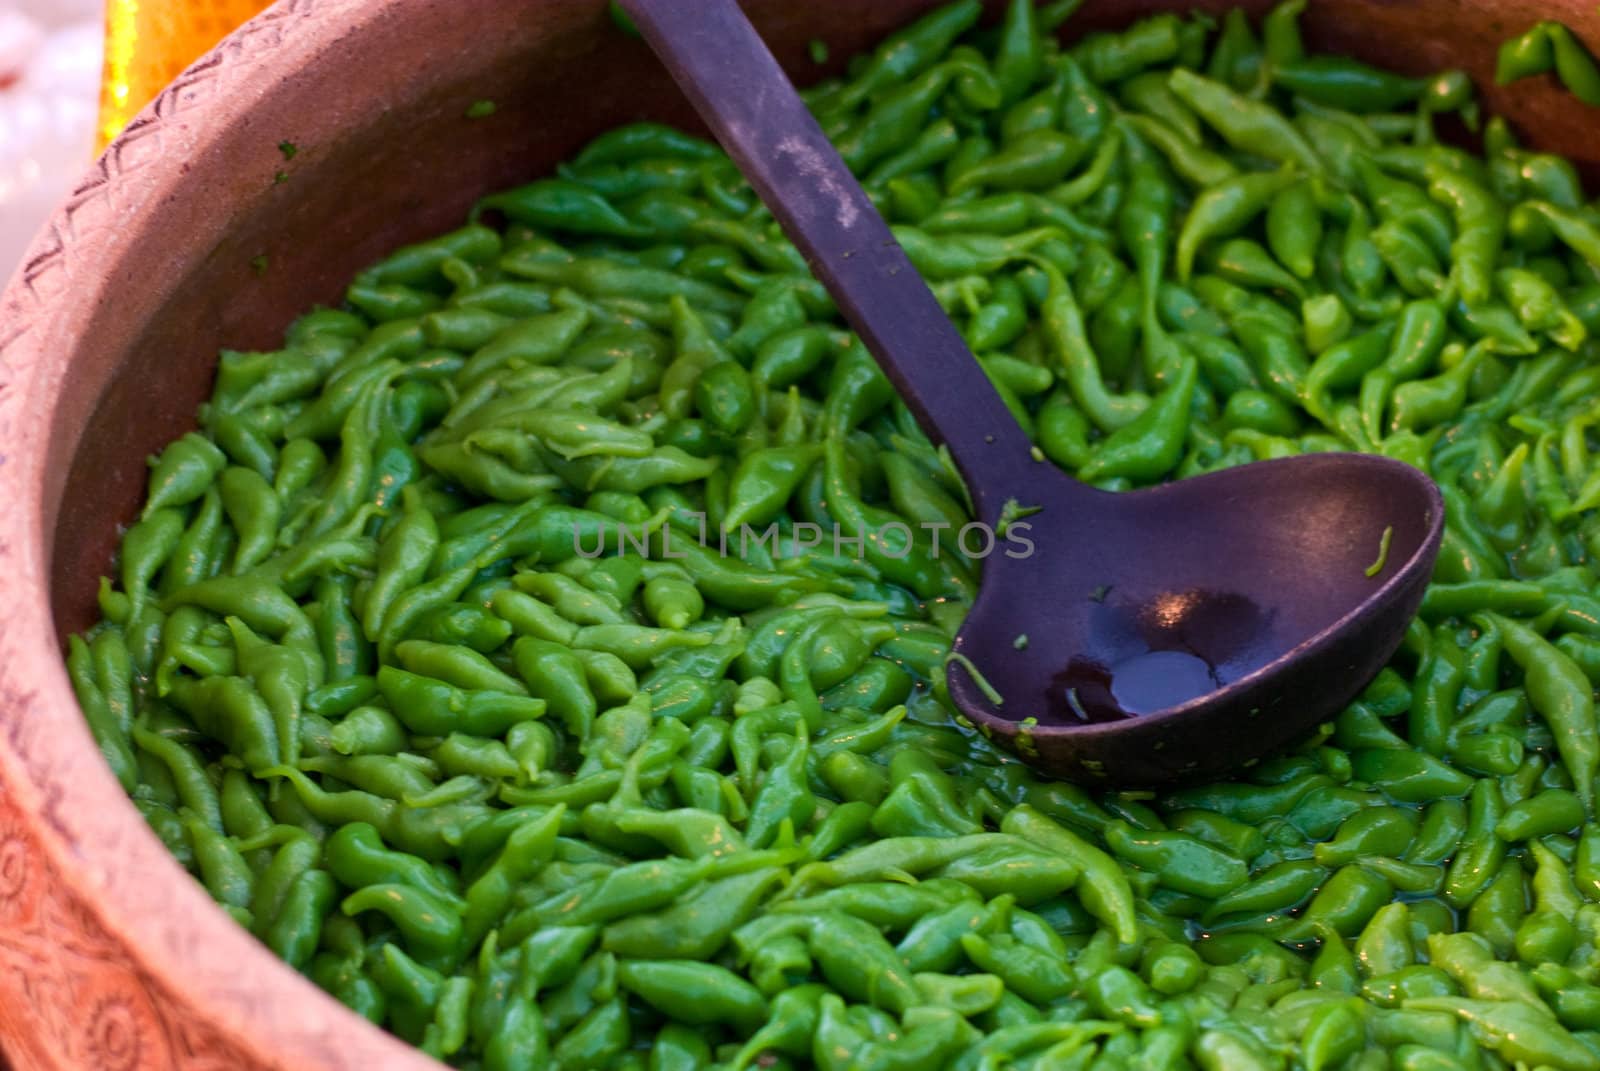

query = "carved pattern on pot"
[{"left": 0, "top": 782, "right": 276, "bottom": 1071}]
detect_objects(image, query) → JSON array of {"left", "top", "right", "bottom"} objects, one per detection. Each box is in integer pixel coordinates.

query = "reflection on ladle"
[{"left": 1053, "top": 588, "right": 1272, "bottom": 722}]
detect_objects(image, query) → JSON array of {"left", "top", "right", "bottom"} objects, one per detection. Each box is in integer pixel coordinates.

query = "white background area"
[{"left": 0, "top": 0, "right": 103, "bottom": 286}]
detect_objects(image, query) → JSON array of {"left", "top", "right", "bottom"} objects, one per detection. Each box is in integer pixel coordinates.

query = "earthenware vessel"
[{"left": 0, "top": 0, "right": 1591, "bottom": 1066}]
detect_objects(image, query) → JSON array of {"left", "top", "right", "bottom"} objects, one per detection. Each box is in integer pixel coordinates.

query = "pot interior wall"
[{"left": 47, "top": 0, "right": 1597, "bottom": 638}]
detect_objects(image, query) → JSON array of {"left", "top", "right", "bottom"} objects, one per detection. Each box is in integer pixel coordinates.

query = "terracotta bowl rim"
[{"left": 0, "top": 1, "right": 443, "bottom": 1066}]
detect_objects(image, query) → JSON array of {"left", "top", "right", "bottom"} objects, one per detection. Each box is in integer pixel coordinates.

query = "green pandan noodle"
[{"left": 68, "top": 1, "right": 1600, "bottom": 1068}]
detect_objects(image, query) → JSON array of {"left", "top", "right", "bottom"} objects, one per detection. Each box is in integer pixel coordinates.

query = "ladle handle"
[{"left": 619, "top": 0, "right": 1040, "bottom": 520}]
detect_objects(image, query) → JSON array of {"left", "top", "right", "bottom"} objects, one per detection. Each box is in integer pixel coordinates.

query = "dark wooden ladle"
[{"left": 619, "top": 0, "right": 1445, "bottom": 785}]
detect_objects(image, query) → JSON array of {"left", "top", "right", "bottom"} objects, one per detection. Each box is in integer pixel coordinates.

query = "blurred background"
[
  {"left": 0, "top": 0, "right": 102, "bottom": 283},
  {"left": 0, "top": 0, "right": 272, "bottom": 284}
]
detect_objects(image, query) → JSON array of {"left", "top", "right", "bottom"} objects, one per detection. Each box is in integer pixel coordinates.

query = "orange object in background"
[{"left": 99, "top": 0, "right": 274, "bottom": 147}]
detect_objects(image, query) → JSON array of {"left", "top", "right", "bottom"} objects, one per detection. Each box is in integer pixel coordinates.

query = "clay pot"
[{"left": 0, "top": 0, "right": 1593, "bottom": 1066}]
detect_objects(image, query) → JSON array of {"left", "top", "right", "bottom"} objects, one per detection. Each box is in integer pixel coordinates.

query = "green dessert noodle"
[{"left": 65, "top": 1, "right": 1600, "bottom": 1067}]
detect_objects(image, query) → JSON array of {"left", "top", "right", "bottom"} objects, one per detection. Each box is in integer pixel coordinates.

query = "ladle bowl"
[{"left": 949, "top": 453, "right": 1441, "bottom": 784}]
